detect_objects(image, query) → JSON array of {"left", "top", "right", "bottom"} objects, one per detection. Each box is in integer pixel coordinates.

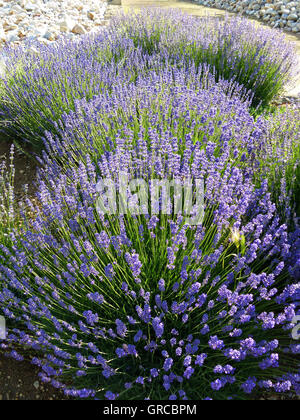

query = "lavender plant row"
[
  {"left": 0, "top": 9, "right": 299, "bottom": 401},
  {"left": 107, "top": 9, "right": 298, "bottom": 107},
  {"left": 0, "top": 9, "right": 298, "bottom": 151}
]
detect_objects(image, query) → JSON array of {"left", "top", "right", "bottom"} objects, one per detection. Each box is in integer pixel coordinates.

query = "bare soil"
[
  {"left": 0, "top": 139, "right": 37, "bottom": 199},
  {"left": 0, "top": 353, "right": 69, "bottom": 400}
]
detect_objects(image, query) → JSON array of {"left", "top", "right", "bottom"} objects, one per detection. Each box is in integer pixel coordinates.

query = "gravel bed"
[
  {"left": 193, "top": 0, "right": 300, "bottom": 33},
  {"left": 0, "top": 0, "right": 108, "bottom": 47}
]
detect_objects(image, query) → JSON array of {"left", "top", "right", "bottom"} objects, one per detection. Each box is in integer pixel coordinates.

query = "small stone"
[
  {"left": 3, "top": 22, "right": 18, "bottom": 31},
  {"left": 36, "top": 36, "right": 52, "bottom": 45},
  {"left": 15, "top": 15, "right": 26, "bottom": 24},
  {"left": 7, "top": 31, "right": 19, "bottom": 42},
  {"left": 24, "top": 3, "right": 37, "bottom": 12},
  {"left": 17, "top": 29, "right": 27, "bottom": 39},
  {"left": 252, "top": 4, "right": 261, "bottom": 11},
  {"left": 44, "top": 30, "right": 57, "bottom": 41},
  {"left": 59, "top": 17, "right": 75, "bottom": 33},
  {"left": 287, "top": 13, "right": 298, "bottom": 20},
  {"left": 10, "top": 4, "right": 24, "bottom": 14},
  {"left": 71, "top": 23, "right": 86, "bottom": 35},
  {"left": 87, "top": 11, "right": 95, "bottom": 20},
  {"left": 287, "top": 2, "right": 297, "bottom": 7}
]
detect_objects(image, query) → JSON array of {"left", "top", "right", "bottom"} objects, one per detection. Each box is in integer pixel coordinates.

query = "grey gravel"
[{"left": 194, "top": 0, "right": 300, "bottom": 32}]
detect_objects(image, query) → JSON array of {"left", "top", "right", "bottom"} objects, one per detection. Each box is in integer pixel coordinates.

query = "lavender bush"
[
  {"left": 0, "top": 37, "right": 123, "bottom": 150},
  {"left": 39, "top": 72, "right": 299, "bottom": 230},
  {"left": 0, "top": 44, "right": 246, "bottom": 151},
  {"left": 40, "top": 75, "right": 300, "bottom": 282},
  {"left": 40, "top": 68, "right": 253, "bottom": 167},
  {"left": 0, "top": 85, "right": 299, "bottom": 399},
  {"left": 0, "top": 9, "right": 297, "bottom": 150},
  {"left": 259, "top": 106, "right": 300, "bottom": 224},
  {"left": 108, "top": 9, "right": 298, "bottom": 108}
]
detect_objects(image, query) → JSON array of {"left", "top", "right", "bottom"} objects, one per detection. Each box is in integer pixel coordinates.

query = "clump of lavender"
[
  {"left": 0, "top": 8, "right": 297, "bottom": 151},
  {"left": 108, "top": 8, "right": 298, "bottom": 108},
  {"left": 0, "top": 117, "right": 299, "bottom": 400},
  {"left": 40, "top": 71, "right": 298, "bottom": 232},
  {"left": 39, "top": 67, "right": 253, "bottom": 168},
  {"left": 0, "top": 36, "right": 123, "bottom": 150},
  {"left": 37, "top": 74, "right": 299, "bottom": 287},
  {"left": 258, "top": 105, "right": 300, "bottom": 280},
  {"left": 0, "top": 44, "right": 245, "bottom": 151}
]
